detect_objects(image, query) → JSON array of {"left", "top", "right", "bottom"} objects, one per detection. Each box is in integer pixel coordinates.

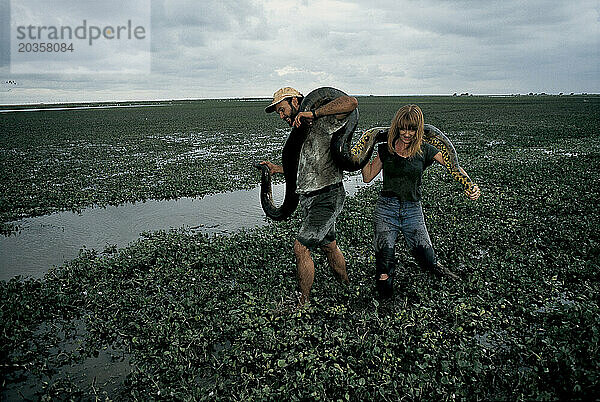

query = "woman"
[{"left": 361, "top": 105, "right": 480, "bottom": 298}]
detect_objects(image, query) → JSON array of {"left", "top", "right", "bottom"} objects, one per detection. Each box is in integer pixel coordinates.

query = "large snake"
[
  {"left": 256, "top": 88, "right": 475, "bottom": 220},
  {"left": 255, "top": 87, "right": 357, "bottom": 221}
]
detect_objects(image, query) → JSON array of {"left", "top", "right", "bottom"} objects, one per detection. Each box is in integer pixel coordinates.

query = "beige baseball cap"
[{"left": 265, "top": 87, "right": 303, "bottom": 113}]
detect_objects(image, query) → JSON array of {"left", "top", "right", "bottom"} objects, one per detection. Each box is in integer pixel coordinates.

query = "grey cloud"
[
  {"left": 152, "top": 0, "right": 267, "bottom": 33},
  {"left": 0, "top": 0, "right": 9, "bottom": 68},
  {"left": 355, "top": 0, "right": 595, "bottom": 42},
  {"left": 1, "top": 0, "right": 598, "bottom": 104}
]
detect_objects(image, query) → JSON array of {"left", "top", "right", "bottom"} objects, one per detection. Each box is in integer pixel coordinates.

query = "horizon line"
[{"left": 1, "top": 92, "right": 598, "bottom": 108}]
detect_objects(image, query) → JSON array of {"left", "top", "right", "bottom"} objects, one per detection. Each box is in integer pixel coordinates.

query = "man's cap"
[{"left": 265, "top": 87, "right": 303, "bottom": 113}]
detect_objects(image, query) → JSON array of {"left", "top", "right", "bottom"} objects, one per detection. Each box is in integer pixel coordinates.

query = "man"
[{"left": 261, "top": 87, "right": 358, "bottom": 305}]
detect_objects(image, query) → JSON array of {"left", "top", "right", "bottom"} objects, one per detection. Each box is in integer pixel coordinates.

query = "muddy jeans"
[{"left": 373, "top": 195, "right": 437, "bottom": 270}]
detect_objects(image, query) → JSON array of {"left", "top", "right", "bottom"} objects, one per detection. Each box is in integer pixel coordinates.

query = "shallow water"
[
  {"left": 1, "top": 174, "right": 374, "bottom": 400},
  {"left": 1, "top": 319, "right": 130, "bottom": 400},
  {"left": 0, "top": 104, "right": 169, "bottom": 113},
  {"left": 0, "top": 174, "right": 373, "bottom": 281}
]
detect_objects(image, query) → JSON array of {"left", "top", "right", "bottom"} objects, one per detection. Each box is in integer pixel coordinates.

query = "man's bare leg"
[
  {"left": 322, "top": 240, "right": 349, "bottom": 284},
  {"left": 294, "top": 240, "right": 314, "bottom": 305}
]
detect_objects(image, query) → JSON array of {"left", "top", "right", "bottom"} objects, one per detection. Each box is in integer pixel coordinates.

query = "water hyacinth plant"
[{"left": 1, "top": 95, "right": 599, "bottom": 399}]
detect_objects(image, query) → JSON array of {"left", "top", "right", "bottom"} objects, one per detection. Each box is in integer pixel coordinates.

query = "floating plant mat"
[{"left": 1, "top": 95, "right": 599, "bottom": 400}]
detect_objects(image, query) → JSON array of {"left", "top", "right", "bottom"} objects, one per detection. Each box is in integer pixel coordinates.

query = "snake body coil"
[
  {"left": 422, "top": 124, "right": 475, "bottom": 193},
  {"left": 256, "top": 87, "right": 361, "bottom": 221},
  {"left": 257, "top": 89, "right": 473, "bottom": 220},
  {"left": 255, "top": 122, "right": 306, "bottom": 221}
]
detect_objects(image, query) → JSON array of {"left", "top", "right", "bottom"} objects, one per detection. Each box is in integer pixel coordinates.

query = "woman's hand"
[
  {"left": 466, "top": 184, "right": 481, "bottom": 200},
  {"left": 259, "top": 161, "right": 283, "bottom": 175}
]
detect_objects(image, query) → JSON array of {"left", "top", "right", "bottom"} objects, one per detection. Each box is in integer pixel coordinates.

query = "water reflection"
[{"left": 0, "top": 175, "right": 372, "bottom": 281}]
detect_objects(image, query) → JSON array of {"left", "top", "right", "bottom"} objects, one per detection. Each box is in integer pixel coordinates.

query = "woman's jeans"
[{"left": 373, "top": 195, "right": 437, "bottom": 276}]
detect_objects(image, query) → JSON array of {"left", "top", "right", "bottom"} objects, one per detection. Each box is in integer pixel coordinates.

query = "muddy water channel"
[{"left": 0, "top": 175, "right": 371, "bottom": 281}]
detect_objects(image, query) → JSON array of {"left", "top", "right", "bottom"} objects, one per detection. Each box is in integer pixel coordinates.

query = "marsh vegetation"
[{"left": 1, "top": 95, "right": 599, "bottom": 399}]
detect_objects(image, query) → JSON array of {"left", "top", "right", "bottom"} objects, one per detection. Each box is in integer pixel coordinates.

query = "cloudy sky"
[{"left": 1, "top": 0, "right": 598, "bottom": 104}]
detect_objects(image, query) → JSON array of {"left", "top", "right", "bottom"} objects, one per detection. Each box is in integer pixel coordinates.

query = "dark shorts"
[{"left": 297, "top": 183, "right": 345, "bottom": 249}]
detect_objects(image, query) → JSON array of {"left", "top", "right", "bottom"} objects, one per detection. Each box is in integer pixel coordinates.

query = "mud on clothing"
[
  {"left": 295, "top": 111, "right": 350, "bottom": 248},
  {"left": 378, "top": 142, "right": 439, "bottom": 202},
  {"left": 297, "top": 184, "right": 345, "bottom": 249},
  {"left": 296, "top": 114, "right": 349, "bottom": 195},
  {"left": 373, "top": 141, "right": 441, "bottom": 271}
]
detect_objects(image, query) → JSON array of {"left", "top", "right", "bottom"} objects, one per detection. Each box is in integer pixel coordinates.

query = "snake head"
[
  {"left": 254, "top": 162, "right": 272, "bottom": 178},
  {"left": 366, "top": 126, "right": 389, "bottom": 143},
  {"left": 254, "top": 162, "right": 269, "bottom": 170}
]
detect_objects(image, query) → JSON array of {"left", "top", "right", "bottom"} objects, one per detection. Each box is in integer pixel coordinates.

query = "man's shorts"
[{"left": 297, "top": 182, "right": 345, "bottom": 249}]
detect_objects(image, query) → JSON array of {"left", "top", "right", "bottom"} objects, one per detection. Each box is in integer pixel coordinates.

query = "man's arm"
[
  {"left": 315, "top": 95, "right": 358, "bottom": 119},
  {"left": 259, "top": 160, "right": 283, "bottom": 175},
  {"left": 293, "top": 96, "right": 358, "bottom": 127}
]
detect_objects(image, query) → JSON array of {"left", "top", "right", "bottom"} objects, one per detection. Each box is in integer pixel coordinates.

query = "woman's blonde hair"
[{"left": 388, "top": 104, "right": 425, "bottom": 158}]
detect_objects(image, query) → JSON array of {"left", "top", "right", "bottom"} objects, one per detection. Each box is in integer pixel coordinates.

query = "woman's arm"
[
  {"left": 433, "top": 152, "right": 481, "bottom": 200},
  {"left": 362, "top": 154, "right": 382, "bottom": 183}
]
